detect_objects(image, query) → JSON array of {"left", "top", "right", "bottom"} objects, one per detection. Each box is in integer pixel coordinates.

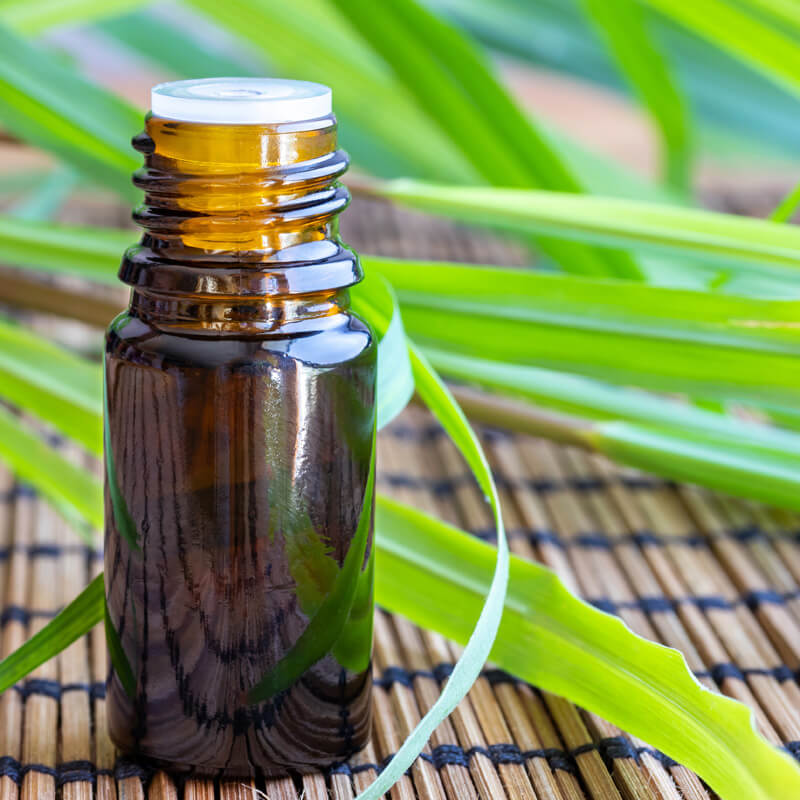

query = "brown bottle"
[{"left": 103, "top": 78, "right": 376, "bottom": 777}]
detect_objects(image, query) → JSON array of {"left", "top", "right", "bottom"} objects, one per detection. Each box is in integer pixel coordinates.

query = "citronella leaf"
[
  {"left": 581, "top": 0, "right": 693, "bottom": 193},
  {"left": 352, "top": 272, "right": 415, "bottom": 430},
  {"left": 0, "top": 406, "right": 101, "bottom": 539},
  {"left": 374, "top": 495, "right": 800, "bottom": 800},
  {"left": 351, "top": 342, "right": 509, "bottom": 800},
  {"left": 639, "top": 0, "right": 800, "bottom": 99},
  {"left": 0, "top": 24, "right": 140, "bottom": 198},
  {"left": 3, "top": 390, "right": 800, "bottom": 797},
  {"left": 0, "top": 215, "right": 128, "bottom": 283},
  {"left": 0, "top": 315, "right": 102, "bottom": 454},
  {"left": 328, "top": 0, "right": 643, "bottom": 280},
  {"left": 0, "top": 574, "right": 104, "bottom": 693},
  {"left": 366, "top": 179, "right": 800, "bottom": 275},
  {"left": 366, "top": 257, "right": 800, "bottom": 406}
]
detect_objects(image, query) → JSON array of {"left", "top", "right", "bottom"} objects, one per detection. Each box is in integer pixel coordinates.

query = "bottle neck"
[{"left": 120, "top": 112, "right": 359, "bottom": 329}]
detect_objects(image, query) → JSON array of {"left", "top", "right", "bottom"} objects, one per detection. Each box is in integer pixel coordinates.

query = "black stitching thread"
[{"left": 0, "top": 544, "right": 102, "bottom": 562}]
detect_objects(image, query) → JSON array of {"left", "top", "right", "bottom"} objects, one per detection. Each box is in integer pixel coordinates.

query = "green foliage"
[
  {"left": 581, "top": 0, "right": 693, "bottom": 192},
  {"left": 0, "top": 2, "right": 798, "bottom": 798},
  {"left": 0, "top": 24, "right": 140, "bottom": 198},
  {"left": 0, "top": 574, "right": 104, "bottom": 693}
]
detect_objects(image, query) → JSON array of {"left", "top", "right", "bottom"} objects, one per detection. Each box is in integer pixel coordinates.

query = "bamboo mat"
[{"left": 1, "top": 195, "right": 800, "bottom": 799}]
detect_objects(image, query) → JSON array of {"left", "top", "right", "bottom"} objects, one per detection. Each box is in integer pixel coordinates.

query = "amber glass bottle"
[{"left": 103, "top": 79, "right": 376, "bottom": 777}]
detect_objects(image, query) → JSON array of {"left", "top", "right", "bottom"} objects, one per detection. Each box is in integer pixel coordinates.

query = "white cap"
[{"left": 151, "top": 77, "right": 332, "bottom": 124}]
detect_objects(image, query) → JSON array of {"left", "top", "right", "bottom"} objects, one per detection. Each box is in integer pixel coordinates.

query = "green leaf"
[
  {"left": 0, "top": 0, "right": 148, "bottom": 33},
  {"left": 639, "top": 0, "right": 800, "bottom": 99},
  {"left": 0, "top": 23, "right": 140, "bottom": 198},
  {"left": 590, "top": 421, "right": 800, "bottom": 510},
  {"left": 429, "top": 349, "right": 800, "bottom": 510},
  {"left": 352, "top": 340, "right": 509, "bottom": 800},
  {"left": 352, "top": 273, "right": 415, "bottom": 429},
  {"left": 770, "top": 177, "right": 800, "bottom": 223},
  {"left": 0, "top": 316, "right": 102, "bottom": 454},
  {"left": 430, "top": 0, "right": 800, "bottom": 164},
  {"left": 364, "top": 180, "right": 800, "bottom": 280},
  {"left": 0, "top": 215, "right": 128, "bottom": 282},
  {"left": 186, "top": 0, "right": 477, "bottom": 184},
  {"left": 327, "top": 0, "right": 642, "bottom": 279},
  {"left": 0, "top": 574, "right": 104, "bottom": 693},
  {"left": 367, "top": 256, "right": 800, "bottom": 406},
  {"left": 581, "top": 0, "right": 693, "bottom": 192},
  {"left": 247, "top": 432, "right": 376, "bottom": 702},
  {"left": 0, "top": 405, "right": 101, "bottom": 539},
  {"left": 374, "top": 496, "right": 800, "bottom": 800}
]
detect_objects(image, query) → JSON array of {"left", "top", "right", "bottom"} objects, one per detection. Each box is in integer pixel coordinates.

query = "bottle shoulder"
[{"left": 106, "top": 309, "right": 376, "bottom": 371}]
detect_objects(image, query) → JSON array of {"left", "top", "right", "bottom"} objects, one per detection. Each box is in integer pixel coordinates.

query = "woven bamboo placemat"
[{"left": 1, "top": 195, "right": 799, "bottom": 799}]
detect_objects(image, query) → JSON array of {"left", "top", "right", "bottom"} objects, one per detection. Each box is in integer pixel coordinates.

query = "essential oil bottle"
[{"left": 103, "top": 78, "right": 376, "bottom": 777}]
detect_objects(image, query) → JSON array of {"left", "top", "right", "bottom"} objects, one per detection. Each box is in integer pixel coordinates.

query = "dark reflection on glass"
[{"left": 104, "top": 314, "right": 376, "bottom": 776}]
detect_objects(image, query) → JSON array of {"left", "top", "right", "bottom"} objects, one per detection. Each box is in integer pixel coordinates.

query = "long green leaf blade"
[
  {"left": 581, "top": 0, "right": 692, "bottom": 192},
  {"left": 365, "top": 180, "right": 800, "bottom": 278},
  {"left": 328, "top": 0, "right": 643, "bottom": 279},
  {"left": 374, "top": 496, "right": 800, "bottom": 800},
  {"left": 0, "top": 317, "right": 102, "bottom": 454},
  {"left": 0, "top": 406, "right": 102, "bottom": 538},
  {"left": 0, "top": 574, "right": 104, "bottom": 693},
  {"left": 0, "top": 215, "right": 129, "bottom": 282},
  {"left": 0, "top": 24, "right": 140, "bottom": 198},
  {"left": 639, "top": 0, "right": 800, "bottom": 99}
]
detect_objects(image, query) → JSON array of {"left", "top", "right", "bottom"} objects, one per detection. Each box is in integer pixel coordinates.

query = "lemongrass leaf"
[
  {"left": 366, "top": 256, "right": 800, "bottom": 405},
  {"left": 426, "top": 346, "right": 800, "bottom": 455},
  {"left": 0, "top": 574, "right": 104, "bottom": 693},
  {"left": 0, "top": 24, "right": 140, "bottom": 198},
  {"left": 0, "top": 316, "right": 102, "bottom": 454},
  {"left": 0, "top": 215, "right": 129, "bottom": 282},
  {"left": 770, "top": 178, "right": 800, "bottom": 222},
  {"left": 375, "top": 495, "right": 800, "bottom": 800},
  {"left": 591, "top": 422, "right": 800, "bottom": 510},
  {"left": 328, "top": 0, "right": 642, "bottom": 280},
  {"left": 0, "top": 0, "right": 148, "bottom": 33},
  {"left": 365, "top": 180, "right": 800, "bottom": 278},
  {"left": 581, "top": 0, "right": 692, "bottom": 193},
  {"left": 0, "top": 406, "right": 101, "bottom": 539},
  {"left": 639, "top": 0, "right": 800, "bottom": 99},
  {"left": 348, "top": 341, "right": 509, "bottom": 800},
  {"left": 352, "top": 273, "right": 415, "bottom": 429}
]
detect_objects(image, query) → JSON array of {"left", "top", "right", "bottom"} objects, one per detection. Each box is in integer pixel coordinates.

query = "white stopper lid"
[{"left": 151, "top": 77, "right": 333, "bottom": 124}]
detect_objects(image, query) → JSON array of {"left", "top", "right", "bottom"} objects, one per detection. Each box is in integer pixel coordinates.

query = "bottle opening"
[{"left": 151, "top": 77, "right": 333, "bottom": 124}]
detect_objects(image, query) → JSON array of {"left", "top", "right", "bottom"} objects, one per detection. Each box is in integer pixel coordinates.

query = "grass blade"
[
  {"left": 0, "top": 24, "right": 140, "bottom": 199},
  {"left": 329, "top": 0, "right": 642, "bottom": 279},
  {"left": 0, "top": 316, "right": 102, "bottom": 454},
  {"left": 0, "top": 0, "right": 148, "bottom": 33},
  {"left": 0, "top": 406, "right": 100, "bottom": 539},
  {"left": 367, "top": 256, "right": 800, "bottom": 405},
  {"left": 352, "top": 273, "right": 415, "bottom": 430},
  {"left": 639, "top": 0, "right": 800, "bottom": 98},
  {"left": 581, "top": 0, "right": 693, "bottom": 193},
  {"left": 0, "top": 574, "right": 104, "bottom": 693},
  {"left": 0, "top": 215, "right": 128, "bottom": 282},
  {"left": 364, "top": 180, "right": 800, "bottom": 278},
  {"left": 375, "top": 496, "right": 800, "bottom": 800}
]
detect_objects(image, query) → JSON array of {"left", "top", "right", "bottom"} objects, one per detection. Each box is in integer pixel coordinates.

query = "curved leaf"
[{"left": 375, "top": 496, "right": 800, "bottom": 800}]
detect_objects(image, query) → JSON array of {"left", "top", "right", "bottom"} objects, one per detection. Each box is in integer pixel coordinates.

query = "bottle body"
[
  {"left": 103, "top": 85, "right": 376, "bottom": 776},
  {"left": 104, "top": 302, "right": 375, "bottom": 775}
]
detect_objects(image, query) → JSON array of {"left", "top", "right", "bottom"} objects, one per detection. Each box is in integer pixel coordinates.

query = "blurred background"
[{"left": 2, "top": 0, "right": 798, "bottom": 249}]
